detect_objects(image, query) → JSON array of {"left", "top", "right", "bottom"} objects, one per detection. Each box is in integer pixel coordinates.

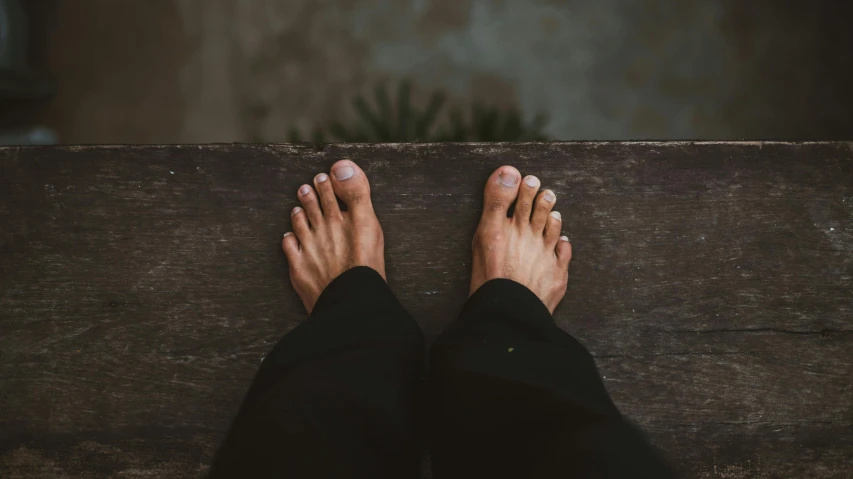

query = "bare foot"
[
  {"left": 281, "top": 160, "right": 385, "bottom": 314},
  {"left": 470, "top": 166, "right": 572, "bottom": 313}
]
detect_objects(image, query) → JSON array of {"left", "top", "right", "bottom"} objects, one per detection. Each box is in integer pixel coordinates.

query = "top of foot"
[
  {"left": 281, "top": 160, "right": 385, "bottom": 314},
  {"left": 469, "top": 166, "right": 572, "bottom": 313}
]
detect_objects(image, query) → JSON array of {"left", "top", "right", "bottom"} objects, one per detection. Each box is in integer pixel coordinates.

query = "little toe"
[
  {"left": 297, "top": 184, "right": 324, "bottom": 226},
  {"left": 281, "top": 232, "right": 301, "bottom": 259},
  {"left": 513, "top": 175, "right": 540, "bottom": 225},
  {"left": 544, "top": 210, "right": 562, "bottom": 246},
  {"left": 482, "top": 166, "right": 521, "bottom": 223},
  {"left": 556, "top": 236, "right": 572, "bottom": 267},
  {"left": 531, "top": 189, "right": 556, "bottom": 232},
  {"left": 330, "top": 160, "right": 374, "bottom": 218},
  {"left": 314, "top": 173, "right": 342, "bottom": 219}
]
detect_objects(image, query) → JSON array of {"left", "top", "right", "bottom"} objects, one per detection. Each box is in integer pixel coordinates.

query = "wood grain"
[{"left": 1, "top": 142, "right": 851, "bottom": 478}]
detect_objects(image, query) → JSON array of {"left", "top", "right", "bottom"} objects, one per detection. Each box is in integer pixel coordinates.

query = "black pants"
[{"left": 209, "top": 267, "right": 674, "bottom": 478}]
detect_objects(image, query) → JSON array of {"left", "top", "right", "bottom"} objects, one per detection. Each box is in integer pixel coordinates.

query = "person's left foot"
[{"left": 281, "top": 160, "right": 385, "bottom": 314}]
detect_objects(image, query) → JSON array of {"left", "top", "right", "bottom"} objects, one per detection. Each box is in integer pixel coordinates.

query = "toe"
[
  {"left": 513, "top": 175, "right": 540, "bottom": 224},
  {"left": 314, "top": 173, "right": 342, "bottom": 220},
  {"left": 482, "top": 166, "right": 521, "bottom": 223},
  {"left": 297, "top": 184, "right": 324, "bottom": 226},
  {"left": 544, "top": 210, "right": 562, "bottom": 246},
  {"left": 291, "top": 206, "right": 310, "bottom": 237},
  {"left": 556, "top": 236, "right": 572, "bottom": 267},
  {"left": 531, "top": 189, "right": 556, "bottom": 232},
  {"left": 330, "top": 160, "right": 373, "bottom": 217},
  {"left": 281, "top": 232, "right": 301, "bottom": 259}
]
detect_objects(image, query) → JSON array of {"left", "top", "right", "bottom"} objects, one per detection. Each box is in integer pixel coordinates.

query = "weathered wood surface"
[{"left": 1, "top": 142, "right": 851, "bottom": 478}]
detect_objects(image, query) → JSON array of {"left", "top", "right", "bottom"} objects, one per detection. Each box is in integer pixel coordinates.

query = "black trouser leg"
[
  {"left": 428, "top": 279, "right": 675, "bottom": 479},
  {"left": 209, "top": 267, "right": 424, "bottom": 479}
]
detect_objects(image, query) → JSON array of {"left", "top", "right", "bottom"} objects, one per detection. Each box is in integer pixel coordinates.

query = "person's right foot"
[{"left": 469, "top": 166, "right": 572, "bottom": 313}]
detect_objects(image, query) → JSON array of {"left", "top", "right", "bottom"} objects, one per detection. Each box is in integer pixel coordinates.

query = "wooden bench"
[{"left": 1, "top": 142, "right": 851, "bottom": 478}]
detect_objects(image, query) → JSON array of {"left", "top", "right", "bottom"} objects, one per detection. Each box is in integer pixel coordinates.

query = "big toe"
[
  {"left": 481, "top": 165, "right": 521, "bottom": 223},
  {"left": 330, "top": 160, "right": 373, "bottom": 216}
]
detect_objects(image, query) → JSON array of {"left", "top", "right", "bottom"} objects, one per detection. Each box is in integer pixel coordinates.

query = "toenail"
[
  {"left": 334, "top": 165, "right": 355, "bottom": 181},
  {"left": 544, "top": 191, "right": 556, "bottom": 202},
  {"left": 525, "top": 176, "right": 539, "bottom": 187},
  {"left": 560, "top": 235, "right": 569, "bottom": 242},
  {"left": 299, "top": 185, "right": 311, "bottom": 196},
  {"left": 498, "top": 171, "right": 519, "bottom": 187},
  {"left": 292, "top": 206, "right": 302, "bottom": 216},
  {"left": 550, "top": 211, "right": 561, "bottom": 220},
  {"left": 316, "top": 173, "right": 329, "bottom": 183}
]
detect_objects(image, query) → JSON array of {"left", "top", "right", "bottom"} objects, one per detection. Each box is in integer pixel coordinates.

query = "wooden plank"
[{"left": 1, "top": 142, "right": 851, "bottom": 478}]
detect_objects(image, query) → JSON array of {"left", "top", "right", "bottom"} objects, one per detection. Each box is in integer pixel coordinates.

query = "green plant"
[{"left": 288, "top": 80, "right": 548, "bottom": 143}]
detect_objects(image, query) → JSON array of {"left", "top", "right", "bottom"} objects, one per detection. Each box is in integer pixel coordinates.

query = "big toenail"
[
  {"left": 334, "top": 165, "right": 355, "bottom": 181},
  {"left": 299, "top": 186, "right": 310, "bottom": 196},
  {"left": 316, "top": 173, "right": 329, "bottom": 183},
  {"left": 498, "top": 171, "right": 519, "bottom": 187},
  {"left": 560, "top": 235, "right": 569, "bottom": 242},
  {"left": 525, "top": 176, "right": 539, "bottom": 187},
  {"left": 544, "top": 191, "right": 556, "bottom": 202},
  {"left": 292, "top": 207, "right": 302, "bottom": 216},
  {"left": 550, "top": 211, "right": 561, "bottom": 220}
]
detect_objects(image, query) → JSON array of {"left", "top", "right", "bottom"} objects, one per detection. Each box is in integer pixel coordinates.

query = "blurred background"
[{"left": 1, "top": 0, "right": 852, "bottom": 144}]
